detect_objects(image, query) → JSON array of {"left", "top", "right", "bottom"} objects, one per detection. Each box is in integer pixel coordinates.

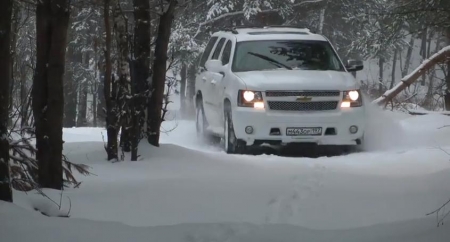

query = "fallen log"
[{"left": 373, "top": 45, "right": 450, "bottom": 107}]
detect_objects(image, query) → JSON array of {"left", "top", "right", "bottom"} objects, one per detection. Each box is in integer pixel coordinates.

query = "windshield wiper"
[{"left": 247, "top": 52, "right": 293, "bottom": 70}]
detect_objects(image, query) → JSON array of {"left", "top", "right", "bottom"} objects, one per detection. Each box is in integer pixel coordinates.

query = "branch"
[{"left": 193, "top": 0, "right": 324, "bottom": 37}]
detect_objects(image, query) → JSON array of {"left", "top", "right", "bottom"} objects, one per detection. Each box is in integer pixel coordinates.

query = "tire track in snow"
[{"left": 264, "top": 163, "right": 327, "bottom": 224}]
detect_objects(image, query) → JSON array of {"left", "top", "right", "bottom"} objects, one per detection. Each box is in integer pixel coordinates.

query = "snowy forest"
[{"left": 1, "top": 0, "right": 450, "bottom": 241}]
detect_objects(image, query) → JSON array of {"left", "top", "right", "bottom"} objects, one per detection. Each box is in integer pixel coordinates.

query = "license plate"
[{"left": 286, "top": 127, "right": 322, "bottom": 136}]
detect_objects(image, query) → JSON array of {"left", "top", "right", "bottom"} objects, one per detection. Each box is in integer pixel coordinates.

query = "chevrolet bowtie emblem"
[{"left": 296, "top": 96, "right": 312, "bottom": 102}]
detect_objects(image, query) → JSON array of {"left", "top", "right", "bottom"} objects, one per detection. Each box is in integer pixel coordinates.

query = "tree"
[
  {"left": 130, "top": 0, "right": 151, "bottom": 161},
  {"left": 33, "top": 0, "right": 70, "bottom": 189},
  {"left": 147, "top": 0, "right": 178, "bottom": 146},
  {"left": 0, "top": 0, "right": 13, "bottom": 202},
  {"left": 103, "top": 0, "right": 119, "bottom": 161}
]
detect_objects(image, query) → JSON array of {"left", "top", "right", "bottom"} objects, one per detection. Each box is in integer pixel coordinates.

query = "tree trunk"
[
  {"left": 19, "top": 64, "right": 28, "bottom": 128},
  {"left": 179, "top": 63, "right": 187, "bottom": 119},
  {"left": 147, "top": 1, "right": 177, "bottom": 146},
  {"left": 114, "top": 2, "right": 132, "bottom": 153},
  {"left": 378, "top": 57, "right": 385, "bottom": 96},
  {"left": 446, "top": 27, "right": 450, "bottom": 110},
  {"left": 0, "top": 0, "right": 13, "bottom": 202},
  {"left": 420, "top": 27, "right": 428, "bottom": 86},
  {"left": 63, "top": 45, "right": 77, "bottom": 127},
  {"left": 9, "top": 5, "right": 20, "bottom": 128},
  {"left": 389, "top": 49, "right": 398, "bottom": 89},
  {"left": 130, "top": 0, "right": 151, "bottom": 161},
  {"left": 402, "top": 36, "right": 414, "bottom": 77},
  {"left": 33, "top": 0, "right": 70, "bottom": 190},
  {"left": 77, "top": 52, "right": 89, "bottom": 127},
  {"left": 104, "top": 0, "right": 118, "bottom": 161}
]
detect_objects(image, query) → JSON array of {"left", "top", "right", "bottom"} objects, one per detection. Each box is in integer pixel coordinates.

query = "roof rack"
[
  {"left": 220, "top": 25, "right": 264, "bottom": 34},
  {"left": 222, "top": 25, "right": 312, "bottom": 34}
]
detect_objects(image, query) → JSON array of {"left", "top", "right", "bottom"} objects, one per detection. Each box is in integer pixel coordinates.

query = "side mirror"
[
  {"left": 205, "top": 59, "right": 224, "bottom": 74},
  {"left": 345, "top": 59, "right": 364, "bottom": 72}
]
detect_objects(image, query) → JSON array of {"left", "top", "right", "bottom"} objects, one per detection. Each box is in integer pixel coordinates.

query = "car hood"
[{"left": 234, "top": 70, "right": 359, "bottom": 91}]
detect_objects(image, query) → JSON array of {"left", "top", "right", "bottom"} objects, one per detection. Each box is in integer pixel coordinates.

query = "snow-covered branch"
[
  {"left": 193, "top": 0, "right": 324, "bottom": 37},
  {"left": 373, "top": 45, "right": 450, "bottom": 106}
]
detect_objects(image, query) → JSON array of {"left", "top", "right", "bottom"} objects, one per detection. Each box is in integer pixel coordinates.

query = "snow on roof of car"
[{"left": 213, "top": 27, "right": 328, "bottom": 42}]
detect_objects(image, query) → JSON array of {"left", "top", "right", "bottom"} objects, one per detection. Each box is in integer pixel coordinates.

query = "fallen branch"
[{"left": 373, "top": 46, "right": 450, "bottom": 106}]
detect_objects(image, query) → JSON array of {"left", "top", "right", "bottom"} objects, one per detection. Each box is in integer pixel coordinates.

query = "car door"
[
  {"left": 195, "top": 36, "right": 218, "bottom": 122},
  {"left": 210, "top": 39, "right": 233, "bottom": 128},
  {"left": 202, "top": 37, "right": 226, "bottom": 127}
]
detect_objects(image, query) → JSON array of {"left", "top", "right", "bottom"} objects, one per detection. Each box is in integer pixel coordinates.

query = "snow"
[{"left": 3, "top": 106, "right": 450, "bottom": 241}]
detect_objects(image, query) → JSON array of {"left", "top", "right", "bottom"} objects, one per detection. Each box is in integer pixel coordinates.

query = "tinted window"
[
  {"left": 199, "top": 36, "right": 218, "bottom": 68},
  {"left": 232, "top": 40, "right": 345, "bottom": 72},
  {"left": 211, "top": 38, "right": 225, "bottom": 60},
  {"left": 221, "top": 40, "right": 232, "bottom": 65}
]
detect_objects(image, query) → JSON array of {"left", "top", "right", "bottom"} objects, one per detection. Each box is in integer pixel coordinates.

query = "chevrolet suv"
[{"left": 194, "top": 26, "right": 366, "bottom": 154}]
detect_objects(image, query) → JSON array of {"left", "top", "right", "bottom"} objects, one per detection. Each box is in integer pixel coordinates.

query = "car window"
[
  {"left": 221, "top": 40, "right": 232, "bottom": 65},
  {"left": 232, "top": 40, "right": 345, "bottom": 72},
  {"left": 199, "top": 36, "right": 218, "bottom": 68},
  {"left": 211, "top": 38, "right": 225, "bottom": 60}
]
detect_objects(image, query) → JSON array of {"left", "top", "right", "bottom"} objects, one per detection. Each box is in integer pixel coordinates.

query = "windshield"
[{"left": 232, "top": 40, "right": 345, "bottom": 72}]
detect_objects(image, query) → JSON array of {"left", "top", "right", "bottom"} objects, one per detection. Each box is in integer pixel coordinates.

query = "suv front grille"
[
  {"left": 268, "top": 101, "right": 338, "bottom": 111},
  {"left": 265, "top": 91, "right": 340, "bottom": 97}
]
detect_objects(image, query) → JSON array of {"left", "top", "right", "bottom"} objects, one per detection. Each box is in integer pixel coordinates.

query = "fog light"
[
  {"left": 349, "top": 125, "right": 358, "bottom": 134},
  {"left": 254, "top": 102, "right": 265, "bottom": 109},
  {"left": 341, "top": 101, "right": 351, "bottom": 108},
  {"left": 245, "top": 126, "right": 254, "bottom": 134}
]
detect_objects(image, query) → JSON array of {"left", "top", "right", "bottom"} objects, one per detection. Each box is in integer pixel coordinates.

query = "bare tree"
[
  {"left": 33, "top": 0, "right": 70, "bottom": 189},
  {"left": 0, "top": 0, "right": 13, "bottom": 202}
]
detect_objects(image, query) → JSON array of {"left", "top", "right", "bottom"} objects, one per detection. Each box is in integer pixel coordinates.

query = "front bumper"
[{"left": 232, "top": 106, "right": 366, "bottom": 146}]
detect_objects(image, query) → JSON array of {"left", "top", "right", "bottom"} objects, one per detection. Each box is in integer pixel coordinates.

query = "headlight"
[
  {"left": 348, "top": 90, "right": 359, "bottom": 101},
  {"left": 342, "top": 90, "right": 362, "bottom": 108},
  {"left": 238, "top": 90, "right": 264, "bottom": 109},
  {"left": 243, "top": 91, "right": 255, "bottom": 102}
]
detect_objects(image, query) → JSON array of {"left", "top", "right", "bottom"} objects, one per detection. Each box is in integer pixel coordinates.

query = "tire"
[
  {"left": 195, "top": 100, "right": 207, "bottom": 138},
  {"left": 196, "top": 99, "right": 220, "bottom": 145},
  {"left": 224, "top": 110, "right": 246, "bottom": 154}
]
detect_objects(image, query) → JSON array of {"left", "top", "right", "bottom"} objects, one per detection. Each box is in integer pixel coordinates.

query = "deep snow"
[{"left": 3, "top": 104, "right": 450, "bottom": 241}]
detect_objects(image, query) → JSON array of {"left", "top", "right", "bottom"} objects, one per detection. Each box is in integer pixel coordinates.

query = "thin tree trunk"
[
  {"left": 179, "top": 62, "right": 187, "bottom": 119},
  {"left": 378, "top": 57, "right": 385, "bottom": 96},
  {"left": 147, "top": 0, "right": 177, "bottom": 146},
  {"left": 420, "top": 27, "right": 428, "bottom": 86},
  {"left": 63, "top": 45, "right": 77, "bottom": 127},
  {"left": 0, "top": 0, "right": 13, "bottom": 202},
  {"left": 33, "top": 0, "right": 70, "bottom": 189},
  {"left": 104, "top": 0, "right": 118, "bottom": 161},
  {"left": 77, "top": 52, "right": 89, "bottom": 127},
  {"left": 390, "top": 49, "right": 398, "bottom": 89},
  {"left": 19, "top": 64, "right": 28, "bottom": 128},
  {"left": 402, "top": 36, "right": 414, "bottom": 77}
]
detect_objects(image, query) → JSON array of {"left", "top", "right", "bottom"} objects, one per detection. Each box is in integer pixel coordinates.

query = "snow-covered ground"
[{"left": 3, "top": 104, "right": 450, "bottom": 241}]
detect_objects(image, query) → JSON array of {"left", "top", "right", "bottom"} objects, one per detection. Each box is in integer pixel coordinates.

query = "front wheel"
[
  {"left": 196, "top": 100, "right": 220, "bottom": 145},
  {"left": 224, "top": 110, "right": 246, "bottom": 154}
]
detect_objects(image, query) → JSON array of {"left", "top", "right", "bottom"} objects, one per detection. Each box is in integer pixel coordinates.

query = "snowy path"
[{"left": 4, "top": 107, "right": 450, "bottom": 241}]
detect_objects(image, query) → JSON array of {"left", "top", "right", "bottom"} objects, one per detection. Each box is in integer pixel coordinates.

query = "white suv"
[{"left": 194, "top": 26, "right": 366, "bottom": 154}]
